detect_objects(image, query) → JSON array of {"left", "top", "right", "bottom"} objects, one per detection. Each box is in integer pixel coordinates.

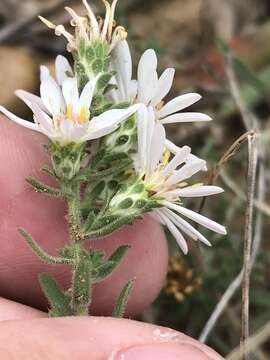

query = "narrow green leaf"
[
  {"left": 40, "top": 165, "right": 56, "bottom": 178},
  {"left": 81, "top": 181, "right": 106, "bottom": 215},
  {"left": 26, "top": 176, "right": 62, "bottom": 197},
  {"left": 86, "top": 160, "right": 132, "bottom": 181},
  {"left": 92, "top": 245, "right": 130, "bottom": 281},
  {"left": 108, "top": 245, "right": 130, "bottom": 263},
  {"left": 19, "top": 228, "right": 73, "bottom": 265},
  {"left": 83, "top": 211, "right": 96, "bottom": 233},
  {"left": 113, "top": 279, "right": 135, "bottom": 318},
  {"left": 89, "top": 149, "right": 106, "bottom": 170},
  {"left": 39, "top": 273, "right": 73, "bottom": 317},
  {"left": 86, "top": 215, "right": 137, "bottom": 239},
  {"left": 92, "top": 260, "right": 116, "bottom": 281},
  {"left": 89, "top": 249, "right": 106, "bottom": 265}
]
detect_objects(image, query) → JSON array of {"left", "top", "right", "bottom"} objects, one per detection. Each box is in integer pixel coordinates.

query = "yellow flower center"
[{"left": 66, "top": 104, "right": 89, "bottom": 124}]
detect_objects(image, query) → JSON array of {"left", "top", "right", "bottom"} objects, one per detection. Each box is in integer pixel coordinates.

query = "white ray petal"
[
  {"left": 40, "top": 65, "right": 50, "bottom": 82},
  {"left": 145, "top": 107, "right": 156, "bottom": 173},
  {"left": 137, "top": 105, "right": 149, "bottom": 171},
  {"left": 165, "top": 139, "right": 207, "bottom": 171},
  {"left": 107, "top": 87, "right": 121, "bottom": 104},
  {"left": 165, "top": 160, "right": 206, "bottom": 186},
  {"left": 150, "top": 68, "right": 175, "bottom": 107},
  {"left": 150, "top": 210, "right": 166, "bottom": 225},
  {"left": 149, "top": 123, "right": 166, "bottom": 173},
  {"left": 163, "top": 208, "right": 211, "bottom": 246},
  {"left": 158, "top": 93, "right": 202, "bottom": 119},
  {"left": 129, "top": 80, "right": 138, "bottom": 102},
  {"left": 112, "top": 40, "right": 132, "bottom": 102},
  {"left": 137, "top": 49, "right": 158, "bottom": 105},
  {"left": 15, "top": 90, "right": 48, "bottom": 113},
  {"left": 167, "top": 185, "right": 224, "bottom": 198},
  {"left": 79, "top": 76, "right": 99, "bottom": 110},
  {"left": 40, "top": 77, "right": 66, "bottom": 116},
  {"left": 32, "top": 109, "right": 52, "bottom": 134},
  {"left": 15, "top": 95, "right": 53, "bottom": 135},
  {"left": 62, "top": 77, "right": 79, "bottom": 113},
  {"left": 162, "top": 146, "right": 191, "bottom": 177},
  {"left": 0, "top": 105, "right": 41, "bottom": 132},
  {"left": 55, "top": 55, "right": 73, "bottom": 85},
  {"left": 155, "top": 209, "right": 188, "bottom": 254},
  {"left": 83, "top": 124, "right": 119, "bottom": 141},
  {"left": 163, "top": 201, "right": 227, "bottom": 235},
  {"left": 161, "top": 112, "right": 212, "bottom": 124},
  {"left": 89, "top": 105, "right": 139, "bottom": 132},
  {"left": 59, "top": 119, "right": 73, "bottom": 140}
]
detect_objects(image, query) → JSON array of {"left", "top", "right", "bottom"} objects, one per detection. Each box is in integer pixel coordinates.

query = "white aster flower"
[
  {"left": 0, "top": 55, "right": 139, "bottom": 145},
  {"left": 110, "top": 40, "right": 212, "bottom": 125},
  {"left": 136, "top": 106, "right": 226, "bottom": 254},
  {"left": 39, "top": 0, "right": 127, "bottom": 52}
]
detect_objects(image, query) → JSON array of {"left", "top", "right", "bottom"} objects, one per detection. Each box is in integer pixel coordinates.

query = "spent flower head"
[{"left": 40, "top": 0, "right": 127, "bottom": 53}]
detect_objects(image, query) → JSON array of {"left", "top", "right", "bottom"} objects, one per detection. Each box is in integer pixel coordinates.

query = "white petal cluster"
[
  {"left": 136, "top": 106, "right": 226, "bottom": 254},
  {"left": 110, "top": 40, "right": 212, "bottom": 125},
  {"left": 0, "top": 56, "right": 139, "bottom": 145}
]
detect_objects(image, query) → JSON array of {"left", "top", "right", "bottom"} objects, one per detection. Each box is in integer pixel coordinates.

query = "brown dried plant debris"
[{"left": 164, "top": 256, "right": 202, "bottom": 302}]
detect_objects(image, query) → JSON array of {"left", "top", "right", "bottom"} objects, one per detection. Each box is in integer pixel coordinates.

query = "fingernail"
[{"left": 113, "top": 343, "right": 213, "bottom": 360}]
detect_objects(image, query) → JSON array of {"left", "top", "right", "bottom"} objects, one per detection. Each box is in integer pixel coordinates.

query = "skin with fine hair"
[{"left": 0, "top": 117, "right": 223, "bottom": 359}]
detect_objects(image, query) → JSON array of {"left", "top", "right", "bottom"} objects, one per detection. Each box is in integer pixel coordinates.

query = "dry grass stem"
[
  {"left": 199, "top": 50, "right": 265, "bottom": 345},
  {"left": 220, "top": 171, "right": 270, "bottom": 217},
  {"left": 240, "top": 133, "right": 258, "bottom": 360},
  {"left": 198, "top": 130, "right": 254, "bottom": 215},
  {"left": 226, "top": 322, "right": 270, "bottom": 360},
  {"left": 211, "top": 130, "right": 255, "bottom": 183}
]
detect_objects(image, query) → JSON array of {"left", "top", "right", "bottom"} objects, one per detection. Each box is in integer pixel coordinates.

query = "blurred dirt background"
[{"left": 1, "top": 0, "right": 270, "bottom": 358}]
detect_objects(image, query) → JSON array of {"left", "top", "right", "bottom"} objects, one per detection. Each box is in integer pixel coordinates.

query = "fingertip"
[
  {"left": 0, "top": 317, "right": 223, "bottom": 359},
  {"left": 0, "top": 298, "right": 45, "bottom": 321}
]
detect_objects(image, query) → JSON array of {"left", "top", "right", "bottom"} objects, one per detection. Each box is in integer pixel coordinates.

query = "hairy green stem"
[{"left": 66, "top": 183, "right": 92, "bottom": 316}]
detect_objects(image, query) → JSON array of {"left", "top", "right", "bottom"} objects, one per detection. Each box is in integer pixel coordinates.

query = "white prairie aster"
[
  {"left": 0, "top": 56, "right": 139, "bottom": 145},
  {"left": 110, "top": 40, "right": 211, "bottom": 125},
  {"left": 136, "top": 106, "right": 226, "bottom": 254}
]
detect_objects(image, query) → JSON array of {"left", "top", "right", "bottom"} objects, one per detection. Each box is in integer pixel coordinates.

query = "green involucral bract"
[
  {"left": 75, "top": 38, "right": 112, "bottom": 90},
  {"left": 49, "top": 141, "right": 86, "bottom": 181},
  {"left": 108, "top": 178, "right": 160, "bottom": 217},
  {"left": 101, "top": 114, "right": 138, "bottom": 154}
]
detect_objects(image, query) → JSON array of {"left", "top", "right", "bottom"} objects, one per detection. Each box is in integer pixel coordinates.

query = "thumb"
[{"left": 0, "top": 311, "right": 223, "bottom": 360}]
